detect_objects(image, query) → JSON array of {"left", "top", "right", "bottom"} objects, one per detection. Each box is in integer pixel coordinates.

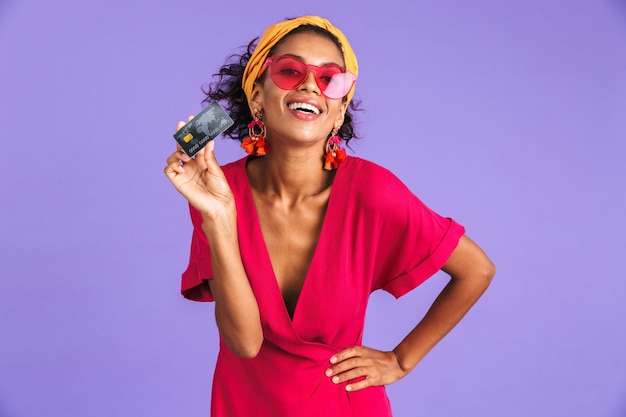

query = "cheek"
[
  {"left": 329, "top": 102, "right": 347, "bottom": 123},
  {"left": 261, "top": 86, "right": 287, "bottom": 112}
]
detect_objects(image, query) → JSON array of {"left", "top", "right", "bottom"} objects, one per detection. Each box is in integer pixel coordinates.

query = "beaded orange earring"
[
  {"left": 323, "top": 128, "right": 347, "bottom": 170},
  {"left": 241, "top": 110, "right": 269, "bottom": 156}
]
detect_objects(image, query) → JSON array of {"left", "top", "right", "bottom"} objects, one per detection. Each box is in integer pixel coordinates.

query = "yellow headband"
[{"left": 242, "top": 16, "right": 358, "bottom": 108}]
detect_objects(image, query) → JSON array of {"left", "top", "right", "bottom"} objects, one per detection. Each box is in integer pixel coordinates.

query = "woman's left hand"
[{"left": 325, "top": 346, "right": 408, "bottom": 392}]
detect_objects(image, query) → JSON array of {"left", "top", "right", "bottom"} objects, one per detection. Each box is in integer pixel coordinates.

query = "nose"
[{"left": 298, "top": 69, "right": 321, "bottom": 95}]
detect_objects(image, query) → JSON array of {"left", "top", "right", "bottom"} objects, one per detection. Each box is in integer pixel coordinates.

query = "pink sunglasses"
[{"left": 258, "top": 55, "right": 356, "bottom": 99}]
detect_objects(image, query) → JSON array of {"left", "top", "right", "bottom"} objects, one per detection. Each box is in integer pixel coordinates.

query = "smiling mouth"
[{"left": 288, "top": 102, "right": 321, "bottom": 115}]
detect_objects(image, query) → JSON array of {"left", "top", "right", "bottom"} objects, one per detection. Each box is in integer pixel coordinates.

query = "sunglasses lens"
[
  {"left": 268, "top": 56, "right": 355, "bottom": 99},
  {"left": 320, "top": 70, "right": 353, "bottom": 99},
  {"left": 271, "top": 57, "right": 307, "bottom": 90}
]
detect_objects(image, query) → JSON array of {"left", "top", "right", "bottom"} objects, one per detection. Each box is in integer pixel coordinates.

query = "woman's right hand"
[
  {"left": 166, "top": 119, "right": 263, "bottom": 358},
  {"left": 164, "top": 119, "right": 235, "bottom": 219}
]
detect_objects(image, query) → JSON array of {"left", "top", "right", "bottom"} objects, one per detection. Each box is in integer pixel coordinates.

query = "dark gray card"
[{"left": 173, "top": 102, "right": 234, "bottom": 157}]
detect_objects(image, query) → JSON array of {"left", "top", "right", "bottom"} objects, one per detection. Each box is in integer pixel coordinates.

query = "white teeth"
[{"left": 288, "top": 102, "right": 320, "bottom": 115}]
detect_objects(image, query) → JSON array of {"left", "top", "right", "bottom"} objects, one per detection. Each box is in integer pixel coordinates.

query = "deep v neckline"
[{"left": 242, "top": 157, "right": 347, "bottom": 325}]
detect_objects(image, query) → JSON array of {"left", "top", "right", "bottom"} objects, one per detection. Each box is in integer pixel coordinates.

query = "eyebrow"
[{"left": 281, "top": 53, "right": 343, "bottom": 67}]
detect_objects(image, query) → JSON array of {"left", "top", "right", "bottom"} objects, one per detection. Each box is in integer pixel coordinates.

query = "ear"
[
  {"left": 334, "top": 100, "right": 349, "bottom": 130},
  {"left": 248, "top": 81, "right": 264, "bottom": 113}
]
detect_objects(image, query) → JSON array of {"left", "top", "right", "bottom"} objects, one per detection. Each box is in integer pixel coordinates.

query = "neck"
[{"left": 248, "top": 146, "right": 335, "bottom": 202}]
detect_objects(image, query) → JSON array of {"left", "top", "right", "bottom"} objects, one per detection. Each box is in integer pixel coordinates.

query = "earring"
[
  {"left": 323, "top": 128, "right": 347, "bottom": 171},
  {"left": 241, "top": 110, "right": 269, "bottom": 156}
]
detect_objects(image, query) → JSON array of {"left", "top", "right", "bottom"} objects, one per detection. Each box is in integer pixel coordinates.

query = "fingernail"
[
  {"left": 330, "top": 356, "right": 337, "bottom": 364},
  {"left": 325, "top": 369, "right": 332, "bottom": 377},
  {"left": 345, "top": 385, "right": 352, "bottom": 391},
  {"left": 332, "top": 376, "right": 339, "bottom": 384}
]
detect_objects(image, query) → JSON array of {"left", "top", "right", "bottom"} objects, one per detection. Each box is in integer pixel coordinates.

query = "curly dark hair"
[{"left": 202, "top": 24, "right": 361, "bottom": 144}]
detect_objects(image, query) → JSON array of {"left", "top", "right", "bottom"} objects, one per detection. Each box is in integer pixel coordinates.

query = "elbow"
[
  {"left": 464, "top": 255, "right": 496, "bottom": 292},
  {"left": 482, "top": 258, "right": 496, "bottom": 287},
  {"left": 214, "top": 306, "right": 263, "bottom": 358},
  {"left": 488, "top": 257, "right": 496, "bottom": 279},
  {"left": 473, "top": 244, "right": 496, "bottom": 287},
  {"left": 231, "top": 343, "right": 262, "bottom": 359},
  {"left": 225, "top": 334, "right": 263, "bottom": 359}
]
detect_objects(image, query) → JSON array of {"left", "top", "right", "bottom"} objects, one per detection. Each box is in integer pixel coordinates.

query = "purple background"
[{"left": 1, "top": 1, "right": 625, "bottom": 416}]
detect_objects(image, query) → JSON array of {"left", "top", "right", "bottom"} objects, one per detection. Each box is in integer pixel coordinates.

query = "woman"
[{"left": 164, "top": 15, "right": 495, "bottom": 417}]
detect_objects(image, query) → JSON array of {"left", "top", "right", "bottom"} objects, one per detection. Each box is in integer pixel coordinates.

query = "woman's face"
[{"left": 250, "top": 31, "right": 349, "bottom": 148}]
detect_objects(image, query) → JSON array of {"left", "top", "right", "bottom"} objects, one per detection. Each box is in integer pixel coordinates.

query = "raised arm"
[
  {"left": 164, "top": 123, "right": 263, "bottom": 358},
  {"left": 326, "top": 234, "right": 495, "bottom": 391}
]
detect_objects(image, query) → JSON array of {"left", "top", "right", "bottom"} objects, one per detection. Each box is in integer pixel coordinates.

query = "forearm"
[
  {"left": 392, "top": 272, "right": 492, "bottom": 372},
  {"left": 325, "top": 272, "right": 492, "bottom": 392},
  {"left": 203, "top": 211, "right": 263, "bottom": 358}
]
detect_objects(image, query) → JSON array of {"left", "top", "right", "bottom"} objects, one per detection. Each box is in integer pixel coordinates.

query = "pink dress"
[{"left": 181, "top": 156, "right": 465, "bottom": 417}]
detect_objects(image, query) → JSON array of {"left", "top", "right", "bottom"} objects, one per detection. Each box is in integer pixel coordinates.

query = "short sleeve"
[
  {"left": 364, "top": 166, "right": 465, "bottom": 298},
  {"left": 180, "top": 204, "right": 214, "bottom": 301},
  {"left": 379, "top": 213, "right": 464, "bottom": 298}
]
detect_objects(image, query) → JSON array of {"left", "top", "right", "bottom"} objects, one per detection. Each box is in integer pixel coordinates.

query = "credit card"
[{"left": 173, "top": 102, "right": 234, "bottom": 157}]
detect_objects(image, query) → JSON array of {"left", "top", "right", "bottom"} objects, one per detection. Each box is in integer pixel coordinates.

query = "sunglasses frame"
[{"left": 258, "top": 55, "right": 356, "bottom": 99}]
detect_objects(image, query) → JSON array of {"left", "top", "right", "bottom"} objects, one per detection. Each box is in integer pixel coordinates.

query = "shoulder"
[
  {"left": 219, "top": 156, "right": 250, "bottom": 193},
  {"left": 220, "top": 156, "right": 248, "bottom": 177},
  {"left": 341, "top": 156, "right": 415, "bottom": 207},
  {"left": 343, "top": 156, "right": 408, "bottom": 186}
]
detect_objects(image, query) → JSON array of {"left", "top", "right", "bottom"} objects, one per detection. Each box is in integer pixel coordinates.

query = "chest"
[{"left": 253, "top": 194, "right": 329, "bottom": 318}]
